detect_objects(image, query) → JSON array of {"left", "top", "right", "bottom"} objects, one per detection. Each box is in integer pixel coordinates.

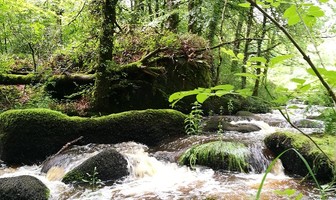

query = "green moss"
[
  {"left": 281, "top": 132, "right": 336, "bottom": 163},
  {"left": 62, "top": 170, "right": 85, "bottom": 184},
  {"left": 179, "top": 141, "right": 250, "bottom": 172},
  {"left": 0, "top": 108, "right": 186, "bottom": 165},
  {"left": 264, "top": 132, "right": 336, "bottom": 183}
]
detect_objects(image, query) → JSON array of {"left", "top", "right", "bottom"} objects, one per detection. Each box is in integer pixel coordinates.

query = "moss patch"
[
  {"left": 264, "top": 132, "right": 336, "bottom": 183},
  {"left": 0, "top": 108, "right": 186, "bottom": 165},
  {"left": 0, "top": 175, "right": 49, "bottom": 200},
  {"left": 179, "top": 141, "right": 250, "bottom": 172}
]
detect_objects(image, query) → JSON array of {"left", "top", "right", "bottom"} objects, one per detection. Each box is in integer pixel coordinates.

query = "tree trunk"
[
  {"left": 188, "top": 0, "right": 201, "bottom": 35},
  {"left": 207, "top": 0, "right": 224, "bottom": 45},
  {"left": 94, "top": 0, "right": 118, "bottom": 112},
  {"left": 241, "top": 6, "right": 253, "bottom": 89},
  {"left": 166, "top": 0, "right": 179, "bottom": 32},
  {"left": 231, "top": 14, "right": 244, "bottom": 73},
  {"left": 252, "top": 15, "right": 267, "bottom": 96}
]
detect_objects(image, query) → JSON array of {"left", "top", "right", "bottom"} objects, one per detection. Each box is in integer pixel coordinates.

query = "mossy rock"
[
  {"left": 264, "top": 132, "right": 336, "bottom": 183},
  {"left": 62, "top": 149, "right": 128, "bottom": 185},
  {"left": 0, "top": 175, "right": 49, "bottom": 200},
  {"left": 179, "top": 141, "right": 250, "bottom": 172},
  {"left": 203, "top": 116, "right": 261, "bottom": 133},
  {"left": 0, "top": 108, "right": 186, "bottom": 165}
]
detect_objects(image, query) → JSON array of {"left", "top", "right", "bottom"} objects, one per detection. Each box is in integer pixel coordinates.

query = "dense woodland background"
[{"left": 0, "top": 0, "right": 335, "bottom": 117}]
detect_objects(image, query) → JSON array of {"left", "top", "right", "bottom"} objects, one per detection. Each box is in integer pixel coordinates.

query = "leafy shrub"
[{"left": 185, "top": 101, "right": 203, "bottom": 135}]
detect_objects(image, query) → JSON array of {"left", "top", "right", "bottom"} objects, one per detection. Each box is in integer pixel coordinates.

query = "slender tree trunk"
[
  {"left": 94, "top": 0, "right": 118, "bottom": 112},
  {"left": 2, "top": 23, "right": 7, "bottom": 53},
  {"left": 188, "top": 0, "right": 201, "bottom": 35},
  {"left": 252, "top": 15, "right": 267, "bottom": 96},
  {"left": 166, "top": 0, "right": 179, "bottom": 32},
  {"left": 207, "top": 0, "right": 224, "bottom": 45},
  {"left": 231, "top": 14, "right": 244, "bottom": 73},
  {"left": 28, "top": 43, "right": 37, "bottom": 72},
  {"left": 262, "top": 29, "right": 276, "bottom": 81},
  {"left": 241, "top": 6, "right": 253, "bottom": 89}
]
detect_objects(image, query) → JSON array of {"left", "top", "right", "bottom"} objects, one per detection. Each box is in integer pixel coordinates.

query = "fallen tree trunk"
[{"left": 0, "top": 73, "right": 95, "bottom": 85}]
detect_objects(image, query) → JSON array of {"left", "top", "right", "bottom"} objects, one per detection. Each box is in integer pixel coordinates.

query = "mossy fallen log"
[
  {"left": 264, "top": 132, "right": 336, "bottom": 183},
  {"left": 0, "top": 73, "right": 95, "bottom": 85},
  {"left": 0, "top": 108, "right": 186, "bottom": 165}
]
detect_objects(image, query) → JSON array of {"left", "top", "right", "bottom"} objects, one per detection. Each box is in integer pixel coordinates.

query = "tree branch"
[{"left": 246, "top": 0, "right": 336, "bottom": 104}]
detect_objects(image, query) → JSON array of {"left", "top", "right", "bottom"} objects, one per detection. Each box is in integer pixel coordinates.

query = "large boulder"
[
  {"left": 0, "top": 108, "right": 186, "bottom": 165},
  {"left": 264, "top": 132, "right": 336, "bottom": 183},
  {"left": 62, "top": 149, "right": 128, "bottom": 185},
  {"left": 179, "top": 141, "right": 250, "bottom": 172},
  {"left": 0, "top": 175, "right": 49, "bottom": 200}
]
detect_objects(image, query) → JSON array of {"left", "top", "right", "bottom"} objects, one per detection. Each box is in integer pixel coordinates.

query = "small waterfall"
[{"left": 247, "top": 144, "right": 271, "bottom": 173}]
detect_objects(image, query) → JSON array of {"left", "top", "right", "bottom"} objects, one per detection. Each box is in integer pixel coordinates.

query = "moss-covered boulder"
[
  {"left": 179, "top": 141, "right": 250, "bottom": 172},
  {"left": 0, "top": 175, "right": 49, "bottom": 200},
  {"left": 264, "top": 132, "right": 336, "bottom": 183},
  {"left": 0, "top": 108, "right": 186, "bottom": 165},
  {"left": 62, "top": 149, "right": 128, "bottom": 185}
]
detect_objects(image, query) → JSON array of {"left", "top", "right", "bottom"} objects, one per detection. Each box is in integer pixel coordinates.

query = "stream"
[{"left": 0, "top": 104, "right": 334, "bottom": 200}]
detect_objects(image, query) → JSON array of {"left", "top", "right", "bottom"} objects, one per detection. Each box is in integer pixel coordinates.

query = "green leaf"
[
  {"left": 223, "top": 49, "right": 236, "bottom": 57},
  {"left": 248, "top": 56, "right": 267, "bottom": 63},
  {"left": 319, "top": 0, "right": 328, "bottom": 2},
  {"left": 272, "top": 96, "right": 289, "bottom": 104},
  {"left": 215, "top": 90, "right": 230, "bottom": 97},
  {"left": 235, "top": 73, "right": 258, "bottom": 79},
  {"left": 284, "top": 5, "right": 297, "bottom": 19},
  {"left": 303, "top": 15, "right": 317, "bottom": 27},
  {"left": 299, "top": 84, "right": 311, "bottom": 93},
  {"left": 274, "top": 189, "right": 296, "bottom": 196},
  {"left": 235, "top": 88, "right": 252, "bottom": 98},
  {"left": 237, "top": 53, "right": 244, "bottom": 60},
  {"left": 291, "top": 78, "right": 306, "bottom": 85},
  {"left": 238, "top": 3, "right": 251, "bottom": 8},
  {"left": 307, "top": 5, "right": 325, "bottom": 17},
  {"left": 196, "top": 93, "right": 209, "bottom": 103},
  {"left": 284, "top": 5, "right": 300, "bottom": 26},
  {"left": 288, "top": 15, "right": 301, "bottom": 26},
  {"left": 269, "top": 55, "right": 293, "bottom": 67},
  {"left": 211, "top": 84, "right": 234, "bottom": 91}
]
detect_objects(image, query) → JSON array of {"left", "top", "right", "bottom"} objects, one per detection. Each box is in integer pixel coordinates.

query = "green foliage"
[
  {"left": 179, "top": 141, "right": 250, "bottom": 172},
  {"left": 185, "top": 101, "right": 203, "bottom": 135},
  {"left": 169, "top": 84, "right": 251, "bottom": 107},
  {"left": 81, "top": 167, "right": 104, "bottom": 191},
  {"left": 319, "top": 108, "right": 336, "bottom": 135}
]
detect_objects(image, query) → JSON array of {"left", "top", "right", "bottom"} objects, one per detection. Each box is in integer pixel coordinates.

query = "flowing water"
[{"left": 0, "top": 104, "right": 335, "bottom": 200}]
